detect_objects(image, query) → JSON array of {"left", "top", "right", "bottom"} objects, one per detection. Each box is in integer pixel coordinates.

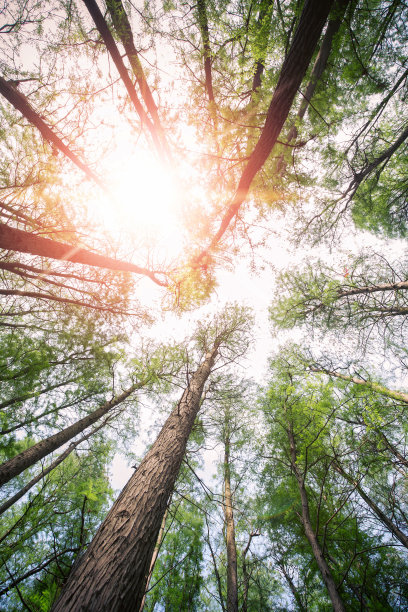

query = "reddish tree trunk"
[{"left": 0, "top": 224, "right": 166, "bottom": 285}]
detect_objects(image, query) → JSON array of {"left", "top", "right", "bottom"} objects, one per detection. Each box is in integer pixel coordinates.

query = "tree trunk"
[
  {"left": 81, "top": 0, "right": 161, "bottom": 154},
  {"left": 0, "top": 384, "right": 139, "bottom": 487},
  {"left": 334, "top": 463, "right": 408, "bottom": 549},
  {"left": 287, "top": 425, "right": 346, "bottom": 612},
  {"left": 0, "top": 224, "right": 166, "bottom": 286},
  {"left": 277, "top": 0, "right": 349, "bottom": 173},
  {"left": 52, "top": 346, "right": 218, "bottom": 611},
  {"left": 0, "top": 76, "right": 102, "bottom": 186},
  {"left": 105, "top": 0, "right": 169, "bottom": 158},
  {"left": 0, "top": 416, "right": 111, "bottom": 516},
  {"left": 198, "top": 0, "right": 334, "bottom": 260},
  {"left": 224, "top": 436, "right": 239, "bottom": 612},
  {"left": 197, "top": 0, "right": 214, "bottom": 104}
]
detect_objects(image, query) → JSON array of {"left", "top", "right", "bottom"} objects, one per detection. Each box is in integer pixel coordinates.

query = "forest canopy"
[{"left": 0, "top": 0, "right": 407, "bottom": 609}]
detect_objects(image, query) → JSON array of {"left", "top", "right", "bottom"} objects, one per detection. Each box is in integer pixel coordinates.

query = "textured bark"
[
  {"left": 224, "top": 436, "right": 239, "bottom": 612},
  {"left": 0, "top": 385, "right": 139, "bottom": 487},
  {"left": 0, "top": 224, "right": 167, "bottom": 286},
  {"left": 81, "top": 0, "right": 162, "bottom": 154},
  {"left": 0, "top": 76, "right": 102, "bottom": 186},
  {"left": 52, "top": 347, "right": 218, "bottom": 611},
  {"left": 309, "top": 366, "right": 408, "bottom": 405},
  {"left": 196, "top": 0, "right": 334, "bottom": 262},
  {"left": 287, "top": 425, "right": 346, "bottom": 612},
  {"left": 335, "top": 463, "right": 408, "bottom": 549}
]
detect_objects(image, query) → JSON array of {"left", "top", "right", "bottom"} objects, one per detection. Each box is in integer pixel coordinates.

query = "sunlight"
[{"left": 93, "top": 141, "right": 185, "bottom": 261}]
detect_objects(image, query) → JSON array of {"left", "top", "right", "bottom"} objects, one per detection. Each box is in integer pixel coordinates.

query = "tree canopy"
[{"left": 0, "top": 0, "right": 407, "bottom": 609}]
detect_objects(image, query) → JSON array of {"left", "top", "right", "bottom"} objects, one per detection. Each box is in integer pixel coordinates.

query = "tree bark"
[
  {"left": 334, "top": 463, "right": 408, "bottom": 549},
  {"left": 0, "top": 224, "right": 167, "bottom": 286},
  {"left": 287, "top": 424, "right": 346, "bottom": 612},
  {"left": 52, "top": 346, "right": 218, "bottom": 611},
  {"left": 0, "top": 384, "right": 139, "bottom": 487},
  {"left": 224, "top": 435, "right": 239, "bottom": 612}
]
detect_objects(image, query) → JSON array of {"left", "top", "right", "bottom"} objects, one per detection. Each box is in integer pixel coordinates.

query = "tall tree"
[{"left": 52, "top": 306, "right": 252, "bottom": 611}]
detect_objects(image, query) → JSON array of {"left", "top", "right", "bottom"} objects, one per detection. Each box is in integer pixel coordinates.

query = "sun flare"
[{"left": 92, "top": 144, "right": 185, "bottom": 261}]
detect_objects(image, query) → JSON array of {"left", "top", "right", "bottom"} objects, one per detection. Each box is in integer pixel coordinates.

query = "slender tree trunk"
[
  {"left": 139, "top": 503, "right": 170, "bottom": 611},
  {"left": 105, "top": 0, "right": 169, "bottom": 158},
  {"left": 0, "top": 76, "right": 102, "bottom": 186},
  {"left": 0, "top": 384, "right": 139, "bottom": 487},
  {"left": 334, "top": 463, "right": 408, "bottom": 549},
  {"left": 279, "top": 563, "right": 306, "bottom": 612},
  {"left": 277, "top": 0, "right": 349, "bottom": 173},
  {"left": 0, "top": 224, "right": 166, "bottom": 286},
  {"left": 224, "top": 435, "right": 239, "bottom": 612},
  {"left": 52, "top": 346, "right": 219, "bottom": 611},
  {"left": 81, "top": 0, "right": 162, "bottom": 155},
  {"left": 309, "top": 366, "right": 408, "bottom": 405},
  {"left": 377, "top": 430, "right": 408, "bottom": 467},
  {"left": 0, "top": 416, "right": 111, "bottom": 516},
  {"left": 197, "top": 0, "right": 215, "bottom": 104},
  {"left": 287, "top": 425, "right": 346, "bottom": 612}
]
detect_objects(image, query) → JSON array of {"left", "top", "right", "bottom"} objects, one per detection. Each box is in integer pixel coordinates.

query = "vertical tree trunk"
[
  {"left": 224, "top": 435, "right": 239, "bottom": 612},
  {"left": 52, "top": 347, "right": 219, "bottom": 611},
  {"left": 287, "top": 425, "right": 346, "bottom": 612},
  {"left": 0, "top": 384, "right": 139, "bottom": 486}
]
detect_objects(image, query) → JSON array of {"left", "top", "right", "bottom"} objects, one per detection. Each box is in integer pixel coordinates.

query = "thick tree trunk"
[
  {"left": 197, "top": 0, "right": 334, "bottom": 261},
  {"left": 224, "top": 437, "right": 239, "bottom": 612},
  {"left": 287, "top": 425, "right": 346, "bottom": 612},
  {"left": 0, "top": 385, "right": 139, "bottom": 487},
  {"left": 335, "top": 463, "right": 408, "bottom": 548},
  {"left": 0, "top": 224, "right": 167, "bottom": 286},
  {"left": 52, "top": 347, "right": 218, "bottom": 611}
]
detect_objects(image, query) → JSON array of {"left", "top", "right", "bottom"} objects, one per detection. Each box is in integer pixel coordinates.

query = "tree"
[{"left": 52, "top": 305, "right": 252, "bottom": 611}]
